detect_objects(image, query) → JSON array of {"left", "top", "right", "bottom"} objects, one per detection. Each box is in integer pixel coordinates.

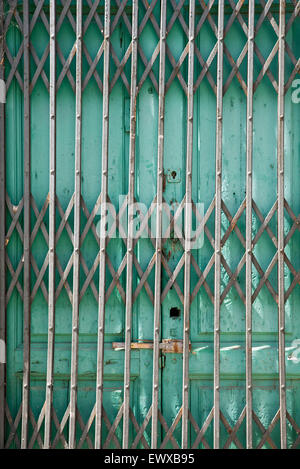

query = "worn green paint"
[{"left": 3, "top": 1, "right": 300, "bottom": 448}]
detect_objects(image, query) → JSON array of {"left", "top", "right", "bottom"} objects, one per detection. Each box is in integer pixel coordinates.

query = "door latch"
[{"left": 112, "top": 339, "right": 191, "bottom": 354}]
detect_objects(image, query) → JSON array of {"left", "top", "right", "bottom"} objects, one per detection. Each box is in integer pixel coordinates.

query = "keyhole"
[
  {"left": 170, "top": 307, "right": 181, "bottom": 318},
  {"left": 171, "top": 170, "right": 177, "bottom": 180}
]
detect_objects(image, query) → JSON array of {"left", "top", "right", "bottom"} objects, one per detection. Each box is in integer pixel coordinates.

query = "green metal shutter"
[{"left": 0, "top": 0, "right": 300, "bottom": 449}]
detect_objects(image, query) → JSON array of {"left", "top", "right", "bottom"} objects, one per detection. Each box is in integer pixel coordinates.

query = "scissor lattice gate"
[{"left": 0, "top": 0, "right": 300, "bottom": 449}]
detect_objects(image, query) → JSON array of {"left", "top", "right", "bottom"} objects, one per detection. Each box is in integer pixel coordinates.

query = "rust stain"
[
  {"left": 172, "top": 341, "right": 181, "bottom": 354},
  {"left": 230, "top": 220, "right": 237, "bottom": 231},
  {"left": 161, "top": 339, "right": 191, "bottom": 354}
]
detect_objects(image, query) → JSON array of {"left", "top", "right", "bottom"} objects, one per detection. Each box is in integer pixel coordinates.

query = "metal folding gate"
[{"left": 0, "top": 0, "right": 300, "bottom": 449}]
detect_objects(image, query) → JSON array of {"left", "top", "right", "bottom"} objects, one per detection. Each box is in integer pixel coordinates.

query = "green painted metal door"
[{"left": 1, "top": 0, "right": 300, "bottom": 449}]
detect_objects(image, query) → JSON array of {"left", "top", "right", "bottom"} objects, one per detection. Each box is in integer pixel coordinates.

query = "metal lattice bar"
[
  {"left": 151, "top": 0, "right": 167, "bottom": 449},
  {"left": 131, "top": 406, "right": 152, "bottom": 449},
  {"left": 95, "top": 0, "right": 110, "bottom": 449},
  {"left": 44, "top": 0, "right": 56, "bottom": 449},
  {"left": 182, "top": 0, "right": 195, "bottom": 449},
  {"left": 213, "top": 0, "right": 224, "bottom": 449},
  {"left": 246, "top": 0, "right": 254, "bottom": 449},
  {"left": 69, "top": 0, "right": 83, "bottom": 449},
  {"left": 20, "top": 0, "right": 31, "bottom": 449},
  {"left": 123, "top": 0, "right": 138, "bottom": 449},
  {"left": 52, "top": 404, "right": 69, "bottom": 448},
  {"left": 277, "top": 0, "right": 287, "bottom": 449},
  {"left": 5, "top": 403, "right": 22, "bottom": 449}
]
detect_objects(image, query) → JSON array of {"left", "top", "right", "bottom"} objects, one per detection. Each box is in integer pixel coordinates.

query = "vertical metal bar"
[
  {"left": 278, "top": 0, "right": 286, "bottom": 449},
  {"left": 44, "top": 0, "right": 56, "bottom": 449},
  {"left": 213, "top": 0, "right": 224, "bottom": 450},
  {"left": 21, "top": 0, "right": 31, "bottom": 449},
  {"left": 0, "top": 0, "right": 6, "bottom": 450},
  {"left": 95, "top": 0, "right": 110, "bottom": 449},
  {"left": 151, "top": 0, "right": 167, "bottom": 450},
  {"left": 245, "top": 0, "right": 254, "bottom": 450},
  {"left": 182, "top": 0, "right": 195, "bottom": 450},
  {"left": 69, "top": 0, "right": 82, "bottom": 449},
  {"left": 122, "top": 0, "right": 138, "bottom": 449}
]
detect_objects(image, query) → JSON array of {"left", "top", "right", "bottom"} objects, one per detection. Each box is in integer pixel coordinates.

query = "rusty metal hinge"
[{"left": 112, "top": 339, "right": 191, "bottom": 354}]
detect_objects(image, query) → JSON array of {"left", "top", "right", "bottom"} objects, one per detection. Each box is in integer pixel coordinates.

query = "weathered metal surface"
[{"left": 0, "top": 0, "right": 300, "bottom": 450}]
